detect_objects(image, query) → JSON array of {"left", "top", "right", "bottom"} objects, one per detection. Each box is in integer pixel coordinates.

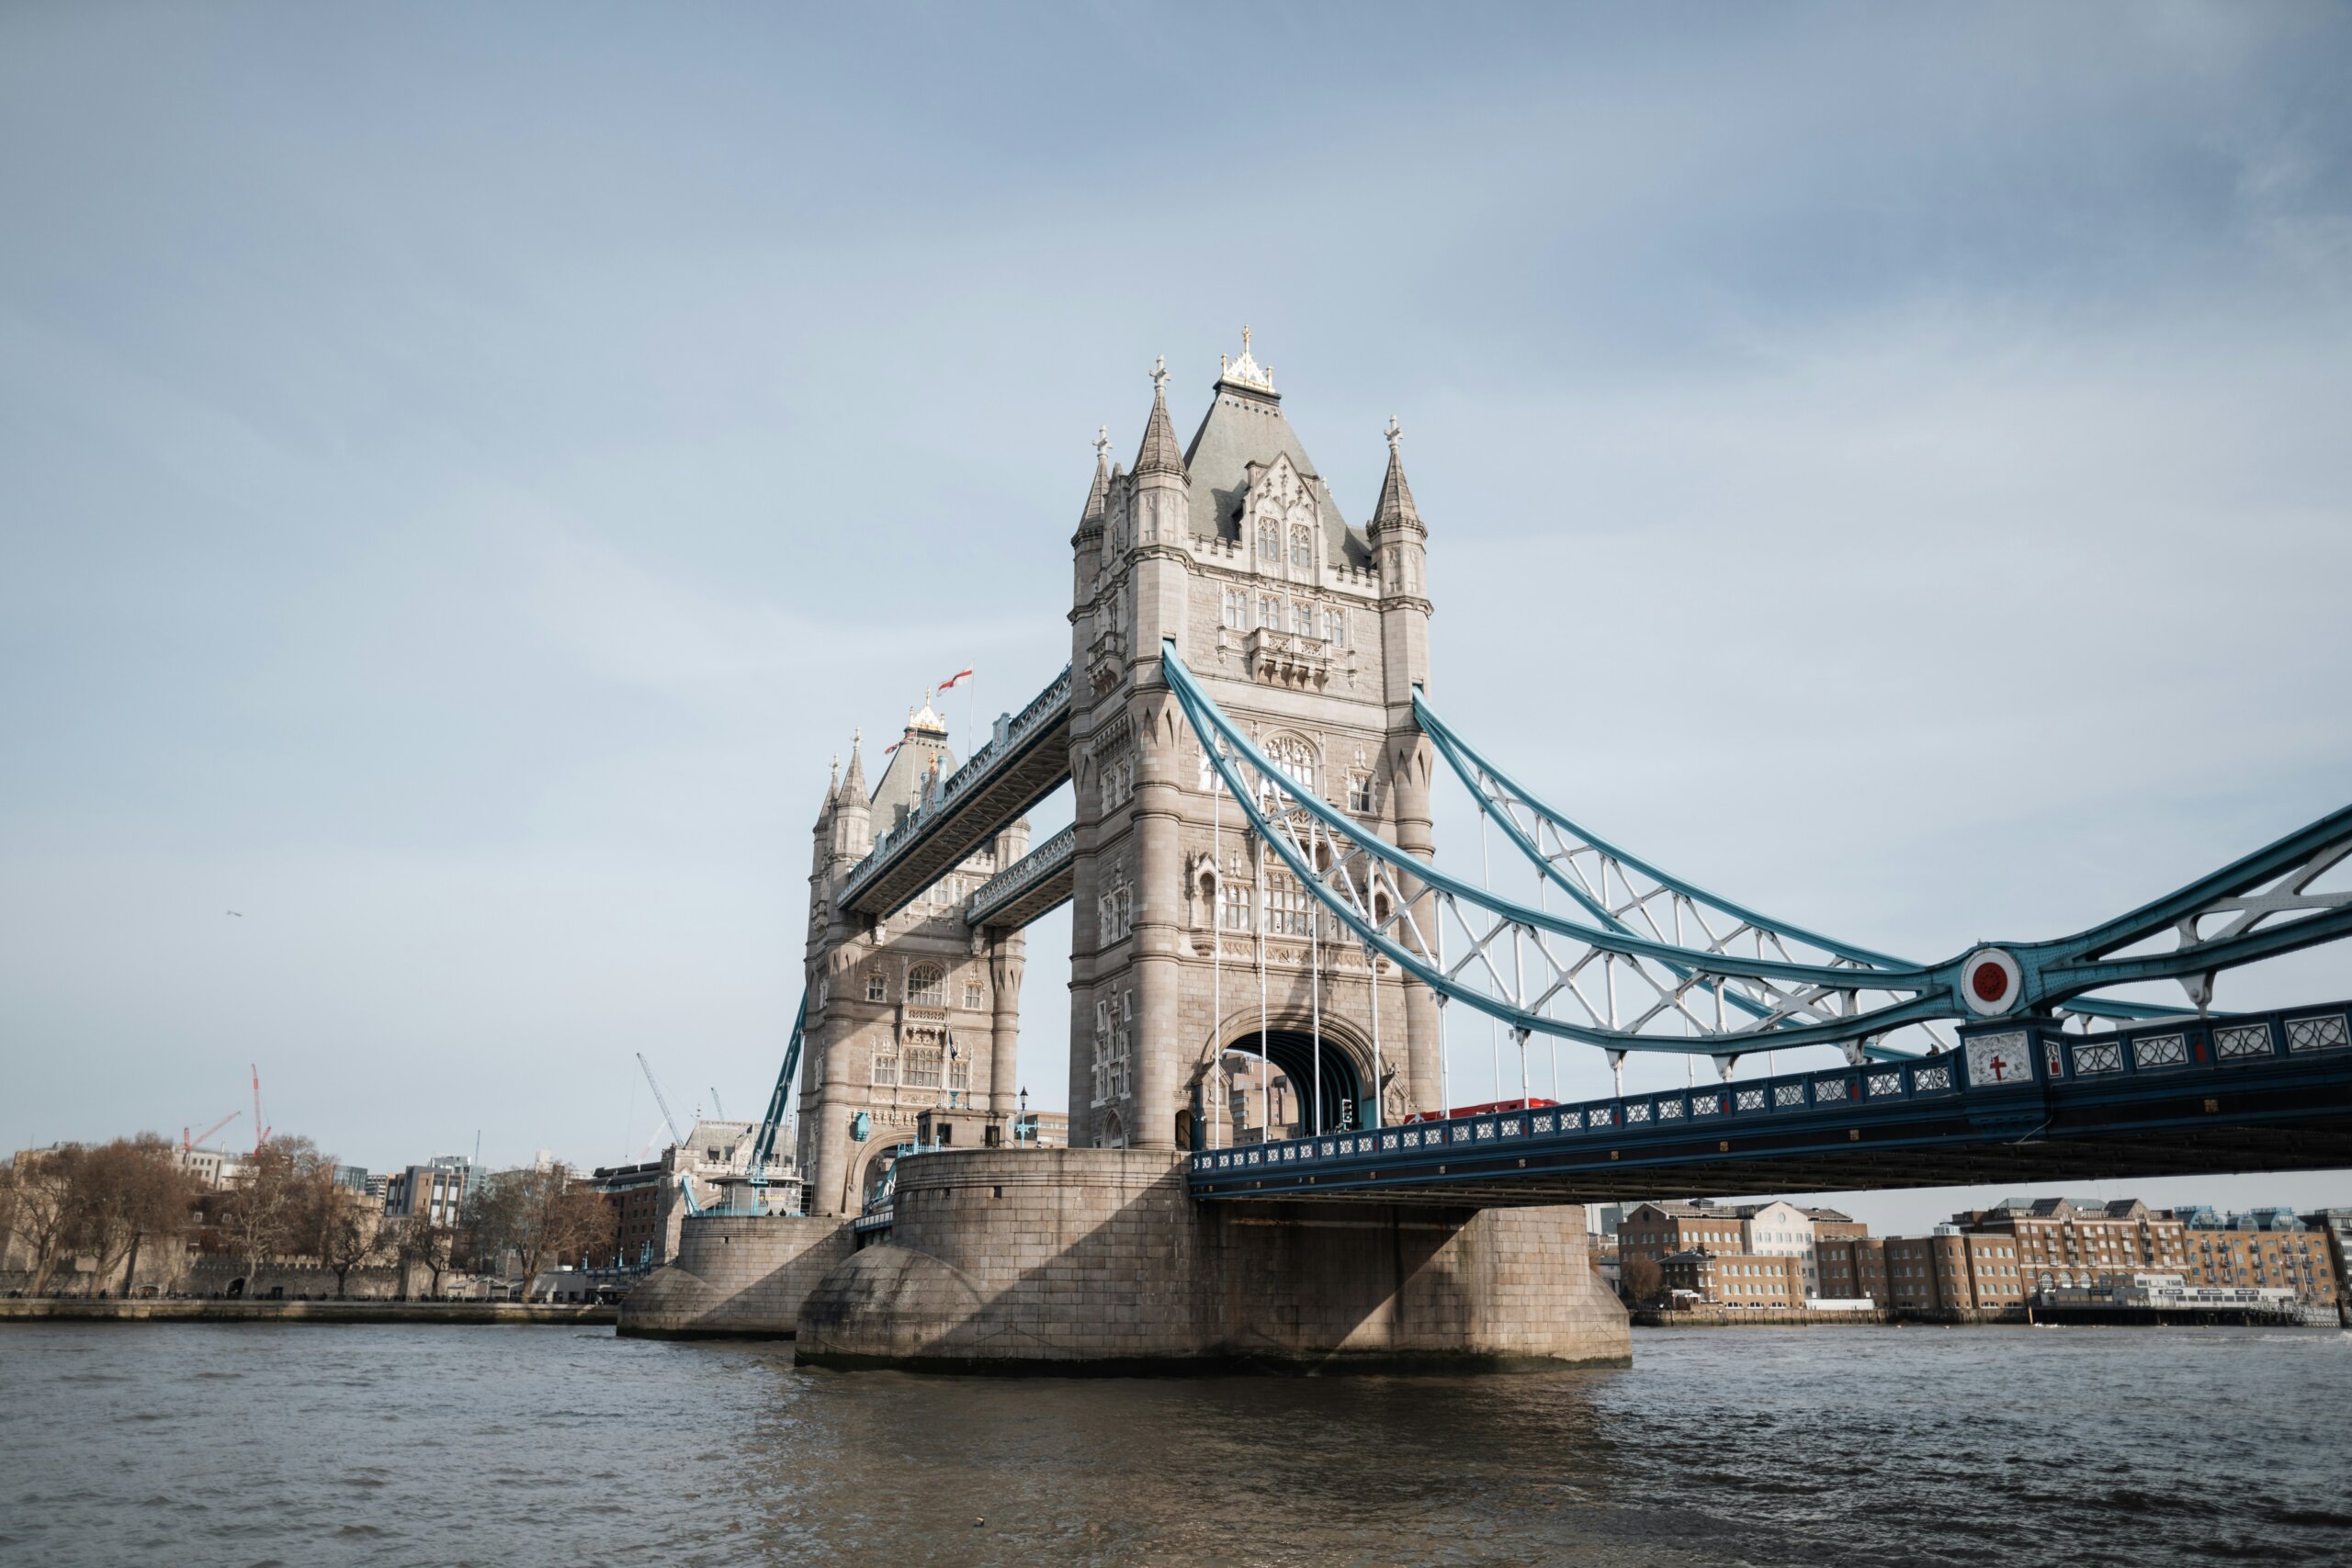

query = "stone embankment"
[
  {"left": 0, "top": 1299, "right": 615, "bottom": 1326},
  {"left": 1633, "top": 1306, "right": 2044, "bottom": 1327},
  {"left": 1634, "top": 1306, "right": 1899, "bottom": 1327}
]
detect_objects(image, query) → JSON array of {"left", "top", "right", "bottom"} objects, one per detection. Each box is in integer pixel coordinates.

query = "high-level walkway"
[
  {"left": 840, "top": 666, "right": 1073, "bottom": 920},
  {"left": 965, "top": 824, "right": 1075, "bottom": 929}
]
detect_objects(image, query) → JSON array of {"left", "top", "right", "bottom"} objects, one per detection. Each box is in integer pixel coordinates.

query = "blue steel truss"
[
  {"left": 699, "top": 996, "right": 808, "bottom": 1217},
  {"left": 1162, "top": 642, "right": 2352, "bottom": 1068},
  {"left": 745, "top": 996, "right": 804, "bottom": 1189},
  {"left": 1411, "top": 693, "right": 2174, "bottom": 1043}
]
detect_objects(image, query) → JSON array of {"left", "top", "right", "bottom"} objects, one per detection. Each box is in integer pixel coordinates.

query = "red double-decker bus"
[{"left": 1401, "top": 1097, "right": 1558, "bottom": 1122}]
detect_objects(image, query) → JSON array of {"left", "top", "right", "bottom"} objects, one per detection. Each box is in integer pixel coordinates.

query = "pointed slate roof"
[
  {"left": 1132, "top": 358, "right": 1188, "bottom": 479},
  {"left": 836, "top": 734, "right": 868, "bottom": 807},
  {"left": 815, "top": 756, "right": 841, "bottom": 824},
  {"left": 869, "top": 703, "right": 955, "bottom": 833},
  {"left": 1371, "top": 417, "right": 1422, "bottom": 533},
  {"left": 1180, "top": 347, "right": 1372, "bottom": 570},
  {"left": 1078, "top": 427, "right": 1111, "bottom": 529}
]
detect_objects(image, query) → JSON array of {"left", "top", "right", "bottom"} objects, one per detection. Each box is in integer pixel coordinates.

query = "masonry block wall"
[
  {"left": 794, "top": 1146, "right": 1629, "bottom": 1371},
  {"left": 617, "top": 1213, "right": 854, "bottom": 1338}
]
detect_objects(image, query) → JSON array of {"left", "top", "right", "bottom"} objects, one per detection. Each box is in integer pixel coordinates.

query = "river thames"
[{"left": 3, "top": 1321, "right": 2346, "bottom": 1565}]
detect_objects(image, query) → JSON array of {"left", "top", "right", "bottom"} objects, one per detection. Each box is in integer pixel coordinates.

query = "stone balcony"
[
  {"left": 1243, "top": 627, "right": 1332, "bottom": 690},
  {"left": 1086, "top": 628, "right": 1127, "bottom": 699}
]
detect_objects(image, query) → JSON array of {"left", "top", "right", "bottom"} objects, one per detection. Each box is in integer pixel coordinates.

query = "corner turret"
[
  {"left": 1370, "top": 415, "right": 1432, "bottom": 706},
  {"left": 829, "top": 733, "right": 871, "bottom": 865}
]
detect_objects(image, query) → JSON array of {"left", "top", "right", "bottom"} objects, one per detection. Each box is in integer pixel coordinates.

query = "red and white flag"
[{"left": 938, "top": 668, "right": 975, "bottom": 691}]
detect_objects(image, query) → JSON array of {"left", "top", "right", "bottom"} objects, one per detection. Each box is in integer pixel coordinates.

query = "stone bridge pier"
[
  {"left": 800, "top": 1149, "right": 1626, "bottom": 1371},
  {"left": 623, "top": 1149, "right": 1627, "bottom": 1371}
]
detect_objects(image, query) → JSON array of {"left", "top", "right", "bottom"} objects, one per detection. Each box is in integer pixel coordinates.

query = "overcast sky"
[{"left": 3, "top": 4, "right": 2347, "bottom": 1231}]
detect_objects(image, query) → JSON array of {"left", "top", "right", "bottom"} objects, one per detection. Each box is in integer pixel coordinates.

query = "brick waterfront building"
[{"left": 1625, "top": 1199, "right": 1860, "bottom": 1310}]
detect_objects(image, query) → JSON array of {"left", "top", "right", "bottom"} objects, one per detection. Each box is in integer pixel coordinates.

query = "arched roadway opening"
[{"left": 1219, "top": 1027, "right": 1365, "bottom": 1140}]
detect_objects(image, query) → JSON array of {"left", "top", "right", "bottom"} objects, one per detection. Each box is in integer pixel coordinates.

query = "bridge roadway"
[
  {"left": 842, "top": 666, "right": 1073, "bottom": 921},
  {"left": 1188, "top": 1002, "right": 2352, "bottom": 1205}
]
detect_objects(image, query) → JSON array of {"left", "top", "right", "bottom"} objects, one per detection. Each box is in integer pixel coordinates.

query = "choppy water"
[{"left": 2, "top": 1322, "right": 2347, "bottom": 1565}]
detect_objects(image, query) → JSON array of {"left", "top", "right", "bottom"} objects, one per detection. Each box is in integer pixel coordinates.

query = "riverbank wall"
[
  {"left": 0, "top": 1299, "right": 615, "bottom": 1326},
  {"left": 1635, "top": 1305, "right": 1902, "bottom": 1326}
]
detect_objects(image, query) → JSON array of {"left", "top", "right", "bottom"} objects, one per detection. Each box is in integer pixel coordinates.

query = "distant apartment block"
[
  {"left": 383, "top": 1156, "right": 480, "bottom": 1226},
  {"left": 1627, "top": 1192, "right": 2343, "bottom": 1316}
]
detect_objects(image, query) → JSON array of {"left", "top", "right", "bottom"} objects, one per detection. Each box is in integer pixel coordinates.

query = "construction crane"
[
  {"left": 183, "top": 1111, "right": 239, "bottom": 1154},
  {"left": 708, "top": 1088, "right": 725, "bottom": 1121},
  {"left": 251, "top": 1064, "right": 271, "bottom": 1153},
  {"left": 636, "top": 1053, "right": 687, "bottom": 1146}
]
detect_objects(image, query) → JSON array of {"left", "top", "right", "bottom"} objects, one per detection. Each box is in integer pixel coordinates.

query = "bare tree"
[
  {"left": 1622, "top": 1254, "right": 1664, "bottom": 1305},
  {"left": 471, "top": 1164, "right": 615, "bottom": 1301},
  {"left": 319, "top": 1187, "right": 389, "bottom": 1298},
  {"left": 1, "top": 1151, "right": 82, "bottom": 1296},
  {"left": 71, "top": 1135, "right": 204, "bottom": 1298},
  {"left": 391, "top": 1214, "right": 460, "bottom": 1299},
  {"left": 217, "top": 1136, "right": 332, "bottom": 1293}
]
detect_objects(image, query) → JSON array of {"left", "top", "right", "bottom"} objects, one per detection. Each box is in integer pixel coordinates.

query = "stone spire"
[
  {"left": 1079, "top": 426, "right": 1112, "bottom": 528},
  {"left": 1371, "top": 415, "right": 1422, "bottom": 534},
  {"left": 1131, "top": 356, "right": 1187, "bottom": 479},
  {"left": 828, "top": 730, "right": 873, "bottom": 864},
  {"left": 837, "top": 730, "right": 867, "bottom": 802}
]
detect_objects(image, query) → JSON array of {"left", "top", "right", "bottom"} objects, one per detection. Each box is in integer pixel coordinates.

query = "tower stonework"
[
  {"left": 798, "top": 704, "right": 1028, "bottom": 1219},
  {"left": 1067, "top": 339, "right": 1442, "bottom": 1151}
]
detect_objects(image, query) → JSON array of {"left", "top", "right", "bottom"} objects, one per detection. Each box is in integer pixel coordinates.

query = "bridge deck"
[
  {"left": 842, "top": 667, "right": 1072, "bottom": 919},
  {"left": 1189, "top": 1003, "right": 2352, "bottom": 1205}
]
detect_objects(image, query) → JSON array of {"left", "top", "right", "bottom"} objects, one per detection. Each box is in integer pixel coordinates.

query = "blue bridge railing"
[{"left": 1189, "top": 1000, "right": 2352, "bottom": 1195}]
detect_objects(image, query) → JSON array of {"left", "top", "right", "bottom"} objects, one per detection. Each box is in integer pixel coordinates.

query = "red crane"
[
  {"left": 251, "top": 1064, "right": 271, "bottom": 1154},
  {"left": 183, "top": 1111, "right": 240, "bottom": 1154}
]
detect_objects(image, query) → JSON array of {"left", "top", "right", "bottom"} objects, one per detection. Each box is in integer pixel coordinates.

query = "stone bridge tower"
[
  {"left": 621, "top": 337, "right": 1624, "bottom": 1372},
  {"left": 1067, "top": 333, "right": 1442, "bottom": 1151},
  {"left": 798, "top": 705, "right": 1028, "bottom": 1217}
]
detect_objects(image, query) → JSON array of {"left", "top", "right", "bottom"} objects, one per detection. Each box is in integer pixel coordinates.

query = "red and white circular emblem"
[{"left": 1961, "top": 947, "right": 2022, "bottom": 1016}]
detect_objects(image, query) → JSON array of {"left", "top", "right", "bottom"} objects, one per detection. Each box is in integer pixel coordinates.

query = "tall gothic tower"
[
  {"left": 1067, "top": 333, "right": 1440, "bottom": 1150},
  {"left": 797, "top": 703, "right": 1029, "bottom": 1216}
]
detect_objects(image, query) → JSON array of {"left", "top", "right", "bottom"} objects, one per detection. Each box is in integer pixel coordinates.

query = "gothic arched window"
[
  {"left": 907, "top": 963, "right": 944, "bottom": 1008},
  {"left": 1261, "top": 734, "right": 1317, "bottom": 796},
  {"left": 1289, "top": 525, "right": 1312, "bottom": 569},
  {"left": 1257, "top": 521, "right": 1280, "bottom": 559}
]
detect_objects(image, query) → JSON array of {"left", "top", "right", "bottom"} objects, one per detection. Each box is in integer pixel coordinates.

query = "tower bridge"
[{"left": 620, "top": 333, "right": 2352, "bottom": 1371}]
